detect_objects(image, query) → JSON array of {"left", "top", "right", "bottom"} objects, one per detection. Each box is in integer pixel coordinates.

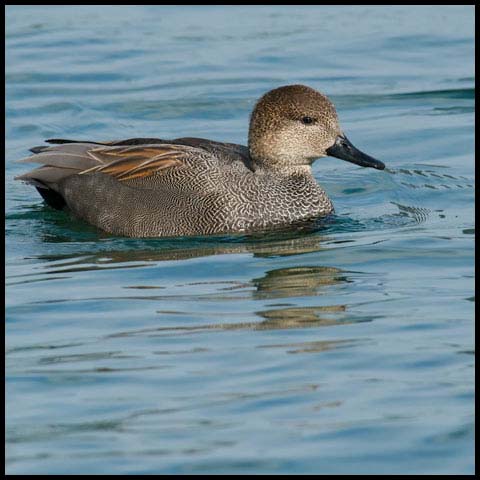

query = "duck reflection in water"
[{"left": 33, "top": 232, "right": 374, "bottom": 335}]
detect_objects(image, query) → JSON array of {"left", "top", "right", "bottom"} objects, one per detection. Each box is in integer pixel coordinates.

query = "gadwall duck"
[{"left": 15, "top": 84, "right": 385, "bottom": 237}]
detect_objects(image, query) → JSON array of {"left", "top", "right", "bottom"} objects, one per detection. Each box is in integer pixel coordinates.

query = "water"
[{"left": 5, "top": 5, "right": 475, "bottom": 475}]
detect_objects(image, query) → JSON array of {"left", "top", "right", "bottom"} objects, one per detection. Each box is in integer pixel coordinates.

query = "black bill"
[{"left": 326, "top": 135, "right": 385, "bottom": 170}]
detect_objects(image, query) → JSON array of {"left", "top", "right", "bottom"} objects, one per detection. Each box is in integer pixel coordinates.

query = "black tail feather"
[
  {"left": 45, "top": 138, "right": 166, "bottom": 146},
  {"left": 29, "top": 145, "right": 50, "bottom": 154},
  {"left": 46, "top": 138, "right": 106, "bottom": 145},
  {"left": 36, "top": 186, "right": 66, "bottom": 210}
]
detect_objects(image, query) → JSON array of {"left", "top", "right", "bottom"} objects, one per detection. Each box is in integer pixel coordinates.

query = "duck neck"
[
  {"left": 273, "top": 165, "right": 313, "bottom": 176},
  {"left": 248, "top": 141, "right": 314, "bottom": 176},
  {"left": 249, "top": 154, "right": 313, "bottom": 177}
]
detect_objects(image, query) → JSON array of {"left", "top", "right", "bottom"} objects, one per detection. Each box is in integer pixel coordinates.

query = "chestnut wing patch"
[{"left": 79, "top": 145, "right": 188, "bottom": 181}]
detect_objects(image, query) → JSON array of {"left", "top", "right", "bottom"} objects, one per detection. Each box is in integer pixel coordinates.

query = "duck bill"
[{"left": 326, "top": 135, "right": 385, "bottom": 170}]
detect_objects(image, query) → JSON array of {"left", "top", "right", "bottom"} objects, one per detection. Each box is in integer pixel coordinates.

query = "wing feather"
[
  {"left": 79, "top": 145, "right": 190, "bottom": 181},
  {"left": 16, "top": 141, "right": 218, "bottom": 188}
]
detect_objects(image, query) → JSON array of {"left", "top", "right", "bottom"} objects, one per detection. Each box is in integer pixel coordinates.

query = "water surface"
[{"left": 6, "top": 5, "right": 475, "bottom": 475}]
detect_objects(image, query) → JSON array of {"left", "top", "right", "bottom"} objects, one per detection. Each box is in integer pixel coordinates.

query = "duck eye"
[{"left": 301, "top": 116, "right": 314, "bottom": 125}]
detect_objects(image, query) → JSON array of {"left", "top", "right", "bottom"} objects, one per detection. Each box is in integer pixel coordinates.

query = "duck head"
[{"left": 248, "top": 84, "right": 385, "bottom": 172}]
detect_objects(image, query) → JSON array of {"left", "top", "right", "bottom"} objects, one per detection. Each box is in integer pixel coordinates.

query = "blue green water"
[{"left": 6, "top": 5, "right": 475, "bottom": 475}]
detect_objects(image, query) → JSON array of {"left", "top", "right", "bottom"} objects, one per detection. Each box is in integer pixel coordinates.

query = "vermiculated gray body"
[{"left": 22, "top": 138, "right": 333, "bottom": 237}]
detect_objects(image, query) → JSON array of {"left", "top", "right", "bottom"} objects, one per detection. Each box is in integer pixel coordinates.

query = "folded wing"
[{"left": 15, "top": 143, "right": 197, "bottom": 187}]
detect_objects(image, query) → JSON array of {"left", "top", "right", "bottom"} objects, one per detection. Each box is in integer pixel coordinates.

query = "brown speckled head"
[
  {"left": 248, "top": 85, "right": 342, "bottom": 170},
  {"left": 249, "top": 84, "right": 385, "bottom": 172}
]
